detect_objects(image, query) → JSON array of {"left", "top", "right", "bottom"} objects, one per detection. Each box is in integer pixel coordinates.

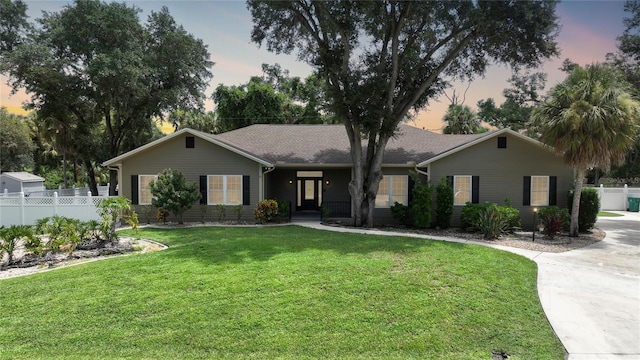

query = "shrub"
[
  {"left": 461, "top": 202, "right": 486, "bottom": 230},
  {"left": 233, "top": 205, "right": 244, "bottom": 222},
  {"left": 538, "top": 206, "right": 570, "bottom": 234},
  {"left": 568, "top": 187, "right": 600, "bottom": 232},
  {"left": 497, "top": 204, "right": 521, "bottom": 232},
  {"left": 473, "top": 205, "right": 509, "bottom": 240},
  {"left": 391, "top": 202, "right": 411, "bottom": 226},
  {"left": 410, "top": 174, "right": 432, "bottom": 229},
  {"left": 98, "top": 196, "right": 138, "bottom": 244},
  {"left": 435, "top": 177, "right": 454, "bottom": 229},
  {"left": 277, "top": 200, "right": 290, "bottom": 221},
  {"left": 462, "top": 201, "right": 520, "bottom": 233},
  {"left": 150, "top": 168, "right": 201, "bottom": 224},
  {"left": 542, "top": 215, "right": 565, "bottom": 239},
  {"left": 254, "top": 199, "right": 279, "bottom": 223},
  {"left": 215, "top": 204, "right": 227, "bottom": 222},
  {"left": 0, "top": 225, "right": 37, "bottom": 265},
  {"left": 157, "top": 207, "right": 169, "bottom": 223}
]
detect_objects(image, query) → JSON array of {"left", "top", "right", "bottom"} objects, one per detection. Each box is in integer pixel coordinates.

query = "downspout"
[
  {"left": 414, "top": 164, "right": 429, "bottom": 180},
  {"left": 107, "top": 164, "right": 121, "bottom": 197},
  {"left": 260, "top": 166, "right": 276, "bottom": 201}
]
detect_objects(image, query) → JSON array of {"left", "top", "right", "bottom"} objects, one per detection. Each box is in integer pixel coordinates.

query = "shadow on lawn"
[{"left": 137, "top": 224, "right": 467, "bottom": 266}]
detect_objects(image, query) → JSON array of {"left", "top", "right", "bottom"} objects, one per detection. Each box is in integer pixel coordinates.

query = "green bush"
[
  {"left": 391, "top": 202, "right": 411, "bottom": 226},
  {"left": 435, "top": 178, "right": 454, "bottom": 229},
  {"left": 410, "top": 174, "right": 432, "bottom": 229},
  {"left": 277, "top": 200, "right": 290, "bottom": 221},
  {"left": 461, "top": 201, "right": 520, "bottom": 233},
  {"left": 473, "top": 205, "right": 509, "bottom": 240},
  {"left": 497, "top": 204, "right": 521, "bottom": 232},
  {"left": 0, "top": 225, "right": 37, "bottom": 265},
  {"left": 568, "top": 187, "right": 600, "bottom": 231},
  {"left": 254, "top": 199, "right": 279, "bottom": 223},
  {"left": 461, "top": 202, "right": 485, "bottom": 230}
]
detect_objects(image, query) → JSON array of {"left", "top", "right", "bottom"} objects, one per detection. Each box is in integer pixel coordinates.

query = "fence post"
[
  {"left": 599, "top": 184, "right": 604, "bottom": 200},
  {"left": 624, "top": 184, "right": 629, "bottom": 210},
  {"left": 54, "top": 192, "right": 59, "bottom": 217},
  {"left": 19, "top": 192, "right": 25, "bottom": 225}
]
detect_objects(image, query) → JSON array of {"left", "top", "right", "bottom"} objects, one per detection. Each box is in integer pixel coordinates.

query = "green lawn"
[
  {"left": 598, "top": 211, "right": 625, "bottom": 217},
  {"left": 0, "top": 226, "right": 564, "bottom": 359}
]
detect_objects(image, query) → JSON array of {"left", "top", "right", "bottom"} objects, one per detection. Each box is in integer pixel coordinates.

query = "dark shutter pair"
[
  {"left": 198, "top": 175, "right": 250, "bottom": 206},
  {"left": 523, "top": 176, "right": 557, "bottom": 206},
  {"left": 446, "top": 176, "right": 479, "bottom": 204}
]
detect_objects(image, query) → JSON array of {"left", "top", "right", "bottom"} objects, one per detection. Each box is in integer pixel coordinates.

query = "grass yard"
[
  {"left": 0, "top": 226, "right": 564, "bottom": 359},
  {"left": 598, "top": 211, "right": 625, "bottom": 217}
]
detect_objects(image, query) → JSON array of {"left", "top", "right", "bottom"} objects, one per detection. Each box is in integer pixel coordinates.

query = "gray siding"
[
  {"left": 121, "top": 133, "right": 261, "bottom": 223},
  {"left": 429, "top": 133, "right": 574, "bottom": 230}
]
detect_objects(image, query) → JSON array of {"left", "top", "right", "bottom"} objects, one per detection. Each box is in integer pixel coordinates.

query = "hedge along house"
[{"left": 103, "top": 124, "right": 573, "bottom": 229}]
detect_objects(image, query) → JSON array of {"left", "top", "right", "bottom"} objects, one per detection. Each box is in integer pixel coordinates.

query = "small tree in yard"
[
  {"left": 411, "top": 174, "right": 432, "bottom": 229},
  {"left": 435, "top": 178, "right": 454, "bottom": 229},
  {"left": 150, "top": 169, "right": 201, "bottom": 224}
]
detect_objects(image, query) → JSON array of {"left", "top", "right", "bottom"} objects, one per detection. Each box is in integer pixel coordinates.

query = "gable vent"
[
  {"left": 497, "top": 136, "right": 507, "bottom": 149},
  {"left": 186, "top": 136, "right": 195, "bottom": 148}
]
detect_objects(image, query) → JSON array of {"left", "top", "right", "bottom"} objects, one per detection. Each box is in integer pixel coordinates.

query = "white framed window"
[
  {"left": 531, "top": 176, "right": 549, "bottom": 206},
  {"left": 208, "top": 175, "right": 242, "bottom": 205},
  {"left": 139, "top": 175, "right": 157, "bottom": 205},
  {"left": 454, "top": 175, "right": 472, "bottom": 206},
  {"left": 375, "top": 175, "right": 408, "bottom": 208}
]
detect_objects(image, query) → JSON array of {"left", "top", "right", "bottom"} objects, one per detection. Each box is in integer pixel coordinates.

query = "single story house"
[
  {"left": 103, "top": 124, "right": 574, "bottom": 229},
  {"left": 0, "top": 172, "right": 46, "bottom": 195}
]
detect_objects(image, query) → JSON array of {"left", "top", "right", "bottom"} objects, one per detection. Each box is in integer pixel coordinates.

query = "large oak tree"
[
  {"left": 2, "top": 0, "right": 212, "bottom": 194},
  {"left": 248, "top": 0, "right": 560, "bottom": 227}
]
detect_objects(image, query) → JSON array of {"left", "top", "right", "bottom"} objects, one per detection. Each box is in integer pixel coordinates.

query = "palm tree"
[
  {"left": 442, "top": 104, "right": 484, "bottom": 134},
  {"left": 532, "top": 63, "right": 640, "bottom": 236}
]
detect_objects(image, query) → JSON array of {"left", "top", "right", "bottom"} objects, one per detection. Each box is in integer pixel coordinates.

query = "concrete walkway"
[{"left": 294, "top": 211, "right": 640, "bottom": 359}]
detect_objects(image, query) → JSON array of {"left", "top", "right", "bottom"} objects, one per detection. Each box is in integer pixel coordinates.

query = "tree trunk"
[
  {"left": 62, "top": 151, "right": 68, "bottom": 189},
  {"left": 570, "top": 167, "right": 586, "bottom": 237},
  {"left": 84, "top": 159, "right": 99, "bottom": 196}
]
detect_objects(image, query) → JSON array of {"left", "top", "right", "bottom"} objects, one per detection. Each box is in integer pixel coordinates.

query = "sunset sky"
[{"left": 0, "top": 0, "right": 628, "bottom": 132}]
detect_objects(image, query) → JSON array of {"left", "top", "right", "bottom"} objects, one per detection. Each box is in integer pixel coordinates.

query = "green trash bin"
[{"left": 628, "top": 197, "right": 640, "bottom": 212}]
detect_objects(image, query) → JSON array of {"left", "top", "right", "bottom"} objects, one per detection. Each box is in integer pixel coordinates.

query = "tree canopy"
[
  {"left": 0, "top": 108, "right": 35, "bottom": 172},
  {"left": 1, "top": 0, "right": 212, "bottom": 194},
  {"left": 477, "top": 71, "right": 547, "bottom": 133},
  {"left": 212, "top": 63, "right": 330, "bottom": 132},
  {"left": 248, "top": 0, "right": 559, "bottom": 227},
  {"left": 532, "top": 63, "right": 640, "bottom": 236}
]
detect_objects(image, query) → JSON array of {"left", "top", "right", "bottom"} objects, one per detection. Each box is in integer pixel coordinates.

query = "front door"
[{"left": 297, "top": 177, "right": 322, "bottom": 211}]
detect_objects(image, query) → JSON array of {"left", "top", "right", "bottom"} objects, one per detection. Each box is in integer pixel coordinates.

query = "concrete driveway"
[{"left": 535, "top": 212, "right": 640, "bottom": 360}]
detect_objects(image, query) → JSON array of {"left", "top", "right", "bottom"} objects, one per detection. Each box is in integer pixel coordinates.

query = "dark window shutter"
[
  {"left": 199, "top": 176, "right": 207, "bottom": 205},
  {"left": 446, "top": 176, "right": 453, "bottom": 186},
  {"left": 243, "top": 175, "right": 250, "bottom": 205},
  {"left": 131, "top": 175, "right": 139, "bottom": 205},
  {"left": 186, "top": 136, "right": 195, "bottom": 148},
  {"left": 408, "top": 176, "right": 415, "bottom": 205},
  {"left": 549, "top": 176, "right": 557, "bottom": 206},
  {"left": 471, "top": 176, "right": 480, "bottom": 204},
  {"left": 497, "top": 136, "right": 507, "bottom": 148},
  {"left": 523, "top": 176, "right": 531, "bottom": 206}
]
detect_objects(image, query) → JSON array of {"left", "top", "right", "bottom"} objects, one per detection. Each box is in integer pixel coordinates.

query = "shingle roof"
[{"left": 211, "top": 124, "right": 488, "bottom": 165}]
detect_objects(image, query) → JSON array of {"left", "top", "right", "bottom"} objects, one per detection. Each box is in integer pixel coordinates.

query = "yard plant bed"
[{"left": 0, "top": 226, "right": 565, "bottom": 359}]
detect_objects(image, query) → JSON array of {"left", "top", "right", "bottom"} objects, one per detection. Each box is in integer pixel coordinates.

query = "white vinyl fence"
[
  {"left": 0, "top": 192, "right": 106, "bottom": 227},
  {"left": 596, "top": 184, "right": 640, "bottom": 211}
]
